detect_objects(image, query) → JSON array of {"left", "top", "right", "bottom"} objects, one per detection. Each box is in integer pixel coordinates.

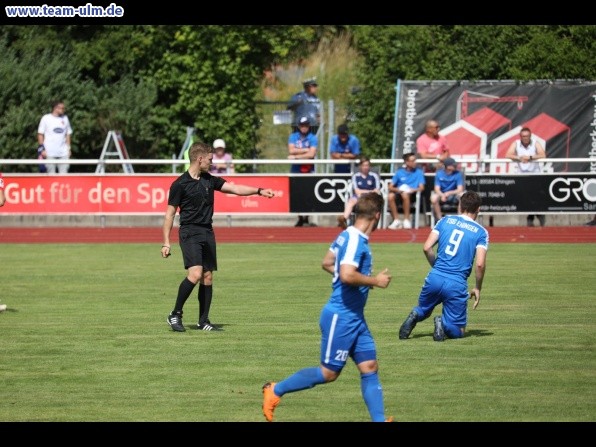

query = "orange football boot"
[{"left": 262, "top": 382, "right": 281, "bottom": 422}]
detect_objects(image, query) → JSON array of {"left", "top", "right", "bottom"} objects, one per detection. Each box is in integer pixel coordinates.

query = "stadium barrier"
[{"left": 1, "top": 158, "right": 594, "bottom": 227}]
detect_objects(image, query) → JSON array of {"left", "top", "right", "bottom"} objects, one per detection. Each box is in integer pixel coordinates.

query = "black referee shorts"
[{"left": 179, "top": 224, "right": 217, "bottom": 271}]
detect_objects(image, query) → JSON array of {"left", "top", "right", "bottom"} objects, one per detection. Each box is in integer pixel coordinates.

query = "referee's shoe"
[
  {"left": 197, "top": 320, "right": 223, "bottom": 331},
  {"left": 167, "top": 311, "right": 186, "bottom": 332}
]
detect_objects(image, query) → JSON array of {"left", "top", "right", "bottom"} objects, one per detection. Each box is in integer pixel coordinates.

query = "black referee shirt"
[{"left": 167, "top": 171, "right": 226, "bottom": 226}]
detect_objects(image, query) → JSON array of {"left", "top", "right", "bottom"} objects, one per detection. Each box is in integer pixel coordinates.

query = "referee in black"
[{"left": 162, "top": 141, "right": 275, "bottom": 332}]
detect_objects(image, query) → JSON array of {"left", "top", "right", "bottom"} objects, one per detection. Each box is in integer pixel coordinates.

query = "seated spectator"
[
  {"left": 430, "top": 157, "right": 465, "bottom": 222},
  {"left": 337, "top": 156, "right": 381, "bottom": 229},
  {"left": 210, "top": 138, "right": 234, "bottom": 174},
  {"left": 330, "top": 124, "right": 361, "bottom": 174},
  {"left": 387, "top": 153, "right": 425, "bottom": 230}
]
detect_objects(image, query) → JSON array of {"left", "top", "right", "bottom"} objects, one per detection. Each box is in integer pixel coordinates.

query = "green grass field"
[{"left": 0, "top": 242, "right": 594, "bottom": 422}]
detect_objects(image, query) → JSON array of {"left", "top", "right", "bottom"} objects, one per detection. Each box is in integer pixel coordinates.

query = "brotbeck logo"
[{"left": 549, "top": 177, "right": 596, "bottom": 202}]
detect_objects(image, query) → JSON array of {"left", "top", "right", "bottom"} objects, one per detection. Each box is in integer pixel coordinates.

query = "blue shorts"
[
  {"left": 318, "top": 306, "right": 377, "bottom": 373},
  {"left": 413, "top": 271, "right": 469, "bottom": 328}
]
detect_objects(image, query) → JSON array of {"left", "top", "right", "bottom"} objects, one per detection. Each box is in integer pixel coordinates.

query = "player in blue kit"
[
  {"left": 398, "top": 190, "right": 488, "bottom": 341},
  {"left": 262, "top": 192, "right": 394, "bottom": 422}
]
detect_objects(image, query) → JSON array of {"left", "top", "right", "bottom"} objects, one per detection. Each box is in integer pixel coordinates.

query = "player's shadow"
[
  {"left": 408, "top": 328, "right": 492, "bottom": 339},
  {"left": 465, "top": 329, "right": 493, "bottom": 337}
]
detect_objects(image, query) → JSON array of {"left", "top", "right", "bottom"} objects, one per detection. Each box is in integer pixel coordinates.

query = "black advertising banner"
[
  {"left": 466, "top": 174, "right": 596, "bottom": 213},
  {"left": 289, "top": 174, "right": 596, "bottom": 214},
  {"left": 289, "top": 175, "right": 350, "bottom": 213},
  {"left": 289, "top": 174, "right": 409, "bottom": 213},
  {"left": 393, "top": 80, "right": 596, "bottom": 174}
]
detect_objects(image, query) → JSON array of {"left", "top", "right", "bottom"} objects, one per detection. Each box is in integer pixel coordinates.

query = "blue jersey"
[
  {"left": 330, "top": 134, "right": 361, "bottom": 173},
  {"left": 432, "top": 214, "right": 489, "bottom": 282},
  {"left": 325, "top": 226, "right": 373, "bottom": 320},
  {"left": 391, "top": 166, "right": 425, "bottom": 190},
  {"left": 288, "top": 131, "right": 318, "bottom": 174},
  {"left": 434, "top": 169, "right": 463, "bottom": 193},
  {"left": 351, "top": 171, "right": 381, "bottom": 197}
]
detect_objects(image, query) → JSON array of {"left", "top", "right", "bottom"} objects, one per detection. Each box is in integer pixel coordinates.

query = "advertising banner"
[
  {"left": 1, "top": 174, "right": 593, "bottom": 216},
  {"left": 393, "top": 80, "right": 596, "bottom": 173},
  {"left": 289, "top": 174, "right": 595, "bottom": 214},
  {"left": 466, "top": 174, "right": 596, "bottom": 213},
  {"left": 0, "top": 175, "right": 290, "bottom": 214}
]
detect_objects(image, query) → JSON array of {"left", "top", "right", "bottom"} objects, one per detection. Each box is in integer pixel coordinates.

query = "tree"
[{"left": 148, "top": 25, "right": 315, "bottom": 171}]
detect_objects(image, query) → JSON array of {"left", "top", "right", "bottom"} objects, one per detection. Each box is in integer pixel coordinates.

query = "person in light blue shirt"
[
  {"left": 330, "top": 124, "right": 361, "bottom": 173},
  {"left": 431, "top": 157, "right": 464, "bottom": 222},
  {"left": 398, "top": 190, "right": 488, "bottom": 341},
  {"left": 387, "top": 152, "right": 426, "bottom": 230},
  {"left": 262, "top": 192, "right": 394, "bottom": 422}
]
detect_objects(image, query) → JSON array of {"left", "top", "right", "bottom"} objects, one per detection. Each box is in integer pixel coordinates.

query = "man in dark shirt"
[
  {"left": 287, "top": 77, "right": 321, "bottom": 135},
  {"left": 161, "top": 141, "right": 275, "bottom": 332}
]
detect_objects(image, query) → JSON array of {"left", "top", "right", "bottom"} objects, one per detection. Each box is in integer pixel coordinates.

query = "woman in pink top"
[{"left": 210, "top": 138, "right": 234, "bottom": 174}]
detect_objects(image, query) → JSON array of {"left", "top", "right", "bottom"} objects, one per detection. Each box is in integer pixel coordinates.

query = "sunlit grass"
[{"left": 0, "top": 242, "right": 594, "bottom": 421}]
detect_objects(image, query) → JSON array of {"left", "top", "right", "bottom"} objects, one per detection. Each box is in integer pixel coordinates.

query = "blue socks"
[
  {"left": 274, "top": 368, "right": 387, "bottom": 422},
  {"left": 274, "top": 367, "right": 326, "bottom": 396},
  {"left": 361, "top": 371, "right": 385, "bottom": 422}
]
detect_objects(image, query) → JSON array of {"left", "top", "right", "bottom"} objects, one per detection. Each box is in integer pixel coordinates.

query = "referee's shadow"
[{"left": 188, "top": 322, "right": 227, "bottom": 332}]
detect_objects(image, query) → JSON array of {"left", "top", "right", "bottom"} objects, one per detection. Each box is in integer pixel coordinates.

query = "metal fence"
[{"left": 1, "top": 157, "right": 593, "bottom": 174}]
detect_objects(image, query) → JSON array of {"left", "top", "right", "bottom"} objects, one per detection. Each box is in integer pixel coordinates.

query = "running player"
[{"left": 262, "top": 192, "right": 394, "bottom": 422}]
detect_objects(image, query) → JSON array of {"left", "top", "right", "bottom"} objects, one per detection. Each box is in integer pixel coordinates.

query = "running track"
[{"left": 1, "top": 226, "right": 594, "bottom": 243}]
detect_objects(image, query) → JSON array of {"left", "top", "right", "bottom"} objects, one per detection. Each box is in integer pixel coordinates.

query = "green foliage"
[
  {"left": 505, "top": 25, "right": 596, "bottom": 79},
  {"left": 0, "top": 27, "right": 161, "bottom": 173},
  {"left": 348, "top": 26, "right": 429, "bottom": 161},
  {"left": 148, "top": 26, "right": 314, "bottom": 170},
  {"left": 0, "top": 242, "right": 594, "bottom": 421},
  {"left": 0, "top": 25, "right": 594, "bottom": 174},
  {"left": 0, "top": 38, "right": 94, "bottom": 172}
]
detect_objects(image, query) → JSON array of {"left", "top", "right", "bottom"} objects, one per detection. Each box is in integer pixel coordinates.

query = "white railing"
[{"left": 1, "top": 157, "right": 594, "bottom": 173}]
